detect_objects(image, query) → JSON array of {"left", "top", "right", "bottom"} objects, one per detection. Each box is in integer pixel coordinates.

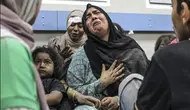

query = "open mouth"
[
  {"left": 71, "top": 33, "right": 79, "bottom": 37},
  {"left": 93, "top": 21, "right": 101, "bottom": 27},
  {"left": 38, "top": 70, "right": 46, "bottom": 73}
]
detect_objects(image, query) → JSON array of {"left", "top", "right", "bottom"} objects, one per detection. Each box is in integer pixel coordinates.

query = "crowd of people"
[{"left": 1, "top": 0, "right": 190, "bottom": 110}]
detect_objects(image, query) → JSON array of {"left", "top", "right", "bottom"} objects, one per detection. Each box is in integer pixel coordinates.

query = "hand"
[
  {"left": 75, "top": 92, "right": 101, "bottom": 109},
  {"left": 60, "top": 46, "right": 74, "bottom": 59},
  {"left": 101, "top": 97, "right": 119, "bottom": 110},
  {"left": 100, "top": 60, "right": 125, "bottom": 86}
]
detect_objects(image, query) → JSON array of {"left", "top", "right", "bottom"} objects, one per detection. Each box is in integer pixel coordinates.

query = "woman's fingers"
[
  {"left": 67, "top": 49, "right": 73, "bottom": 56},
  {"left": 85, "top": 96, "right": 101, "bottom": 108},
  {"left": 85, "top": 100, "right": 95, "bottom": 107},
  {"left": 61, "top": 46, "right": 69, "bottom": 54},
  {"left": 113, "top": 67, "right": 125, "bottom": 77},
  {"left": 115, "top": 74, "right": 125, "bottom": 81},
  {"left": 108, "top": 102, "right": 115, "bottom": 110},
  {"left": 95, "top": 100, "right": 101, "bottom": 109},
  {"left": 101, "top": 98, "right": 111, "bottom": 110},
  {"left": 101, "top": 98, "right": 110, "bottom": 106},
  {"left": 86, "top": 96, "right": 100, "bottom": 103},
  {"left": 109, "top": 60, "right": 117, "bottom": 70},
  {"left": 102, "top": 64, "right": 106, "bottom": 72},
  {"left": 101, "top": 97, "right": 108, "bottom": 103},
  {"left": 61, "top": 47, "right": 74, "bottom": 59},
  {"left": 113, "top": 63, "right": 124, "bottom": 73}
]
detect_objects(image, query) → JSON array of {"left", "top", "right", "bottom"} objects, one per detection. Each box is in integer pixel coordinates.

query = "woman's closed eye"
[
  {"left": 70, "top": 23, "right": 76, "bottom": 27},
  {"left": 94, "top": 11, "right": 101, "bottom": 14},
  {"left": 86, "top": 15, "right": 90, "bottom": 20},
  {"left": 78, "top": 23, "right": 83, "bottom": 28}
]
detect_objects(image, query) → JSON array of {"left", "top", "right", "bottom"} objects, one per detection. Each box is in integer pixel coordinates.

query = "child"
[
  {"left": 154, "top": 35, "right": 176, "bottom": 52},
  {"left": 32, "top": 46, "right": 67, "bottom": 110}
]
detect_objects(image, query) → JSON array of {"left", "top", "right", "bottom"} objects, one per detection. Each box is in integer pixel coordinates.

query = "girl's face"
[{"left": 34, "top": 52, "right": 54, "bottom": 78}]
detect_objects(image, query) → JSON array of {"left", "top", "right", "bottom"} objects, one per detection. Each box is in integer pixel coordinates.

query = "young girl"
[{"left": 32, "top": 46, "right": 69, "bottom": 110}]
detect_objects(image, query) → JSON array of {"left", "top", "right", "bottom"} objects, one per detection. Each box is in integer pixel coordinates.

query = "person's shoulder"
[
  {"left": 50, "top": 78, "right": 63, "bottom": 86},
  {"left": 130, "top": 48, "right": 144, "bottom": 54},
  {"left": 153, "top": 41, "right": 190, "bottom": 65},
  {"left": 52, "top": 78, "right": 61, "bottom": 83},
  {"left": 1, "top": 37, "right": 29, "bottom": 54},
  {"left": 155, "top": 40, "right": 190, "bottom": 55},
  {"left": 1, "top": 37, "right": 24, "bottom": 46},
  {"left": 127, "top": 48, "right": 147, "bottom": 60},
  {"left": 45, "top": 78, "right": 65, "bottom": 93}
]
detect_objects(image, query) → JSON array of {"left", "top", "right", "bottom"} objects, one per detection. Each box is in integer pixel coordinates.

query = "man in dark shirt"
[{"left": 135, "top": 0, "right": 190, "bottom": 110}]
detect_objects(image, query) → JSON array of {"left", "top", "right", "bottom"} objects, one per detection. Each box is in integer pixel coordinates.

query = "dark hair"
[
  {"left": 32, "top": 45, "right": 62, "bottom": 79},
  {"left": 155, "top": 35, "right": 176, "bottom": 52},
  {"left": 177, "top": 0, "right": 190, "bottom": 14}
]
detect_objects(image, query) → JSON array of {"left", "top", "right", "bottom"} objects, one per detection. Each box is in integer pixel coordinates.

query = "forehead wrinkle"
[{"left": 87, "top": 8, "right": 99, "bottom": 15}]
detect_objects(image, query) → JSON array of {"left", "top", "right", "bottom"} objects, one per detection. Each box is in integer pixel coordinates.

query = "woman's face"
[
  {"left": 34, "top": 52, "right": 54, "bottom": 78},
  {"left": 85, "top": 7, "right": 109, "bottom": 37},
  {"left": 67, "top": 21, "right": 84, "bottom": 42}
]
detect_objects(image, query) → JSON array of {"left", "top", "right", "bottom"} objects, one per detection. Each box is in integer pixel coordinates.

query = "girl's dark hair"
[
  {"left": 155, "top": 35, "right": 176, "bottom": 52},
  {"left": 177, "top": 0, "right": 190, "bottom": 14},
  {"left": 32, "top": 45, "right": 63, "bottom": 79}
]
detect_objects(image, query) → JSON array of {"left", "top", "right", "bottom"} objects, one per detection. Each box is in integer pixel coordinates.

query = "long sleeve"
[{"left": 66, "top": 48, "right": 106, "bottom": 99}]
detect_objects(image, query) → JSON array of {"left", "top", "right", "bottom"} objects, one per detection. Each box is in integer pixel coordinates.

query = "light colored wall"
[
  {"left": 34, "top": 32, "right": 173, "bottom": 60},
  {"left": 41, "top": 0, "right": 172, "bottom": 14},
  {"left": 36, "top": 0, "right": 173, "bottom": 59}
]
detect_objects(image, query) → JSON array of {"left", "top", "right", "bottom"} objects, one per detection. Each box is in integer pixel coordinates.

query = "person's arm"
[
  {"left": 46, "top": 91, "right": 63, "bottom": 106},
  {"left": 61, "top": 80, "right": 101, "bottom": 108},
  {"left": 135, "top": 57, "right": 171, "bottom": 110},
  {"left": 60, "top": 80, "right": 74, "bottom": 99},
  {"left": 46, "top": 79, "right": 65, "bottom": 106}
]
